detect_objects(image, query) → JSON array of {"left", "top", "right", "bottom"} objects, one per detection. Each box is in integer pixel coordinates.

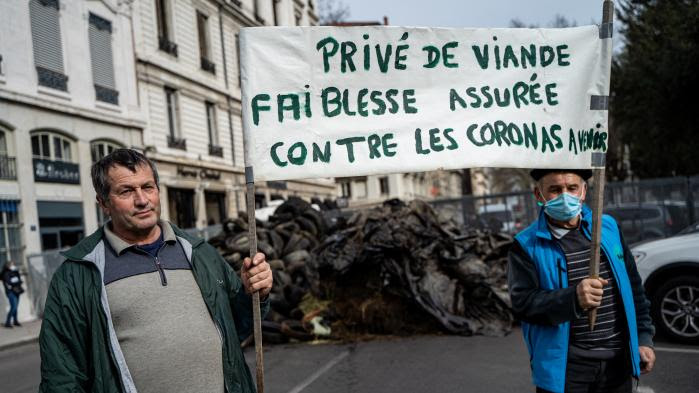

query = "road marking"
[
  {"left": 636, "top": 386, "right": 655, "bottom": 393},
  {"left": 654, "top": 346, "right": 699, "bottom": 354},
  {"left": 287, "top": 350, "right": 351, "bottom": 393}
]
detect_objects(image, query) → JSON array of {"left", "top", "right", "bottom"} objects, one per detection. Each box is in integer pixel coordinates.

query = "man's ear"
[
  {"left": 581, "top": 182, "right": 588, "bottom": 202},
  {"left": 533, "top": 185, "right": 545, "bottom": 204},
  {"left": 96, "top": 196, "right": 109, "bottom": 214}
]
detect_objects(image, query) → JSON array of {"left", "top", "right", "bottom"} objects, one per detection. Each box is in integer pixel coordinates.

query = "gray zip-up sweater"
[{"left": 103, "top": 222, "right": 224, "bottom": 393}]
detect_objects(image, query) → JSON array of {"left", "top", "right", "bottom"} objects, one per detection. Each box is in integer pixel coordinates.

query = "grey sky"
[{"left": 344, "top": 0, "right": 606, "bottom": 28}]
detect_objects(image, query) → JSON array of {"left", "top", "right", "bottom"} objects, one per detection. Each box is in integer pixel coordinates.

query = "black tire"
[{"left": 651, "top": 276, "right": 699, "bottom": 344}]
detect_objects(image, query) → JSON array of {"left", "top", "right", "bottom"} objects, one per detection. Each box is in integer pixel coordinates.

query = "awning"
[{"left": 0, "top": 200, "right": 18, "bottom": 213}]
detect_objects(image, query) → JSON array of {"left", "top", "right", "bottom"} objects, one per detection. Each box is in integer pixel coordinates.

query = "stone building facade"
[
  {"left": 0, "top": 0, "right": 144, "bottom": 320},
  {"left": 336, "top": 171, "right": 463, "bottom": 208},
  {"left": 0, "top": 0, "right": 144, "bottom": 258},
  {"left": 132, "top": 0, "right": 335, "bottom": 229}
]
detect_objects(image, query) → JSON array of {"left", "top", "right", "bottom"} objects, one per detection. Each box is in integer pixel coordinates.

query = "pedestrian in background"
[{"left": 2, "top": 260, "right": 24, "bottom": 328}]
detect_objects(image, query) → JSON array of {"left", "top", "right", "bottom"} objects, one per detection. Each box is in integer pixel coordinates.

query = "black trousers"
[{"left": 536, "top": 352, "right": 632, "bottom": 393}]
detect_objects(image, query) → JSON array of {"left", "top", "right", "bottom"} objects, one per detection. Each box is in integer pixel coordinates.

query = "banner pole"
[
  {"left": 588, "top": 0, "right": 614, "bottom": 331},
  {"left": 588, "top": 166, "right": 605, "bottom": 330},
  {"left": 245, "top": 166, "right": 265, "bottom": 393}
]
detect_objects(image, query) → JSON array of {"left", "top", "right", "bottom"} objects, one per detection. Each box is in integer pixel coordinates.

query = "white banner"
[{"left": 241, "top": 26, "right": 611, "bottom": 181}]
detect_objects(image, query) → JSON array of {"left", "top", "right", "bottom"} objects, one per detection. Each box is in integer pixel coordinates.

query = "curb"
[{"left": 0, "top": 335, "right": 40, "bottom": 352}]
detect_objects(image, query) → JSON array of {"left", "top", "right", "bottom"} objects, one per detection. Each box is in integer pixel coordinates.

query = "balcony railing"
[
  {"left": 158, "top": 36, "right": 178, "bottom": 57},
  {"left": 201, "top": 57, "right": 216, "bottom": 74},
  {"left": 0, "top": 155, "right": 17, "bottom": 180},
  {"left": 208, "top": 144, "right": 223, "bottom": 157},
  {"left": 95, "top": 85, "right": 119, "bottom": 105},
  {"left": 167, "top": 135, "right": 187, "bottom": 150},
  {"left": 36, "top": 66, "right": 68, "bottom": 91}
]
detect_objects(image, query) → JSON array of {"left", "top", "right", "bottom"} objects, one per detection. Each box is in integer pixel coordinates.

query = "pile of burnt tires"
[{"left": 209, "top": 197, "right": 514, "bottom": 344}]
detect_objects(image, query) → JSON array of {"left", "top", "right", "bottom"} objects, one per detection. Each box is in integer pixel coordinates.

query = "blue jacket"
[{"left": 508, "top": 205, "right": 654, "bottom": 392}]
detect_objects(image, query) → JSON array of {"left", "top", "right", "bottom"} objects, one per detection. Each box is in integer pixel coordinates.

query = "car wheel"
[{"left": 651, "top": 276, "right": 699, "bottom": 344}]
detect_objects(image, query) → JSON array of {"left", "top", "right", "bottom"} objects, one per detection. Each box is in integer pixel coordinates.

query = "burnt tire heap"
[{"left": 210, "top": 197, "right": 514, "bottom": 344}]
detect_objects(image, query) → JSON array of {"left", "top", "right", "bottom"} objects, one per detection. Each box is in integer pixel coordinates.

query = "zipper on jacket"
[
  {"left": 154, "top": 256, "right": 167, "bottom": 286},
  {"left": 557, "top": 259, "right": 566, "bottom": 289},
  {"left": 153, "top": 242, "right": 168, "bottom": 286}
]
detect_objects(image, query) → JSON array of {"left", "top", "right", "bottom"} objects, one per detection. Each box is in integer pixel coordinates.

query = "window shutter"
[
  {"left": 88, "top": 13, "right": 115, "bottom": 89},
  {"left": 29, "top": 0, "right": 64, "bottom": 73}
]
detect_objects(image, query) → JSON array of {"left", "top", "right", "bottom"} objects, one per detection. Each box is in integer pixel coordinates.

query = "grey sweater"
[{"left": 103, "top": 223, "right": 224, "bottom": 393}]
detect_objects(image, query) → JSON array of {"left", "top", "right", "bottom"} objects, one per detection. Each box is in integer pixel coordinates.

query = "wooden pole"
[
  {"left": 589, "top": 0, "right": 614, "bottom": 331},
  {"left": 588, "top": 167, "right": 605, "bottom": 330},
  {"left": 245, "top": 170, "right": 265, "bottom": 393}
]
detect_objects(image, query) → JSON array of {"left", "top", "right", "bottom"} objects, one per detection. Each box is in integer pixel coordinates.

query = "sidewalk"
[{"left": 0, "top": 319, "right": 41, "bottom": 351}]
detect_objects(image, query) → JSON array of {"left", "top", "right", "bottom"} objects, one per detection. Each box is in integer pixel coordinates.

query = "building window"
[
  {"left": 88, "top": 13, "right": 119, "bottom": 105},
  {"left": 340, "top": 181, "right": 351, "bottom": 198},
  {"left": 31, "top": 131, "right": 74, "bottom": 162},
  {"left": 37, "top": 201, "right": 84, "bottom": 251},
  {"left": 155, "top": 0, "right": 177, "bottom": 56},
  {"left": 205, "top": 191, "right": 226, "bottom": 225},
  {"left": 0, "top": 131, "right": 6, "bottom": 156},
  {"left": 355, "top": 179, "right": 367, "bottom": 198},
  {"left": 0, "top": 201, "right": 23, "bottom": 265},
  {"left": 168, "top": 187, "right": 195, "bottom": 229},
  {"left": 31, "top": 131, "right": 80, "bottom": 184},
  {"left": 164, "top": 87, "right": 186, "bottom": 150},
  {"left": 29, "top": 0, "right": 68, "bottom": 91},
  {"left": 91, "top": 140, "right": 122, "bottom": 163},
  {"left": 0, "top": 130, "right": 16, "bottom": 180},
  {"left": 254, "top": 192, "right": 266, "bottom": 209},
  {"left": 379, "top": 176, "right": 389, "bottom": 195},
  {"left": 197, "top": 11, "right": 215, "bottom": 74},
  {"left": 206, "top": 102, "right": 223, "bottom": 157}
]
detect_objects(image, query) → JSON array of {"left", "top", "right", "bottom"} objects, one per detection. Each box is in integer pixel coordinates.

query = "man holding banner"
[
  {"left": 508, "top": 168, "right": 655, "bottom": 393},
  {"left": 239, "top": 10, "right": 647, "bottom": 392},
  {"left": 39, "top": 149, "right": 272, "bottom": 392}
]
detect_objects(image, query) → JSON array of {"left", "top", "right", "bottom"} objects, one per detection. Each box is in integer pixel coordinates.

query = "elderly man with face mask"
[{"left": 508, "top": 169, "right": 655, "bottom": 393}]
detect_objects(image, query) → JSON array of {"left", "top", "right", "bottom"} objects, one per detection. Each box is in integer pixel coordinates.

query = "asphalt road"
[
  {"left": 243, "top": 330, "right": 699, "bottom": 393},
  {"left": 0, "top": 341, "right": 41, "bottom": 393},
  {"left": 2, "top": 328, "right": 697, "bottom": 393}
]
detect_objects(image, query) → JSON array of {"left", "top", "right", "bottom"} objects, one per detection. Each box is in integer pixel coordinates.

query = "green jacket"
[{"left": 39, "top": 224, "right": 261, "bottom": 393}]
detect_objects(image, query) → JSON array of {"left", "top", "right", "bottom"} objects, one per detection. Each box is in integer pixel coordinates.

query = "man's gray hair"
[{"left": 91, "top": 148, "right": 159, "bottom": 202}]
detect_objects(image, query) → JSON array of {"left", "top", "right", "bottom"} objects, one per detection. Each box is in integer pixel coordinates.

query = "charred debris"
[{"left": 208, "top": 197, "right": 514, "bottom": 344}]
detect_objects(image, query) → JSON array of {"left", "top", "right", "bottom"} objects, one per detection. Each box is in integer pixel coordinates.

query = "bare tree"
[
  {"left": 318, "top": 0, "right": 350, "bottom": 25},
  {"left": 509, "top": 14, "right": 577, "bottom": 28}
]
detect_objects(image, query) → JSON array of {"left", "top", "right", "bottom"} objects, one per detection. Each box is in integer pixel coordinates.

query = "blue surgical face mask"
[{"left": 538, "top": 190, "right": 584, "bottom": 221}]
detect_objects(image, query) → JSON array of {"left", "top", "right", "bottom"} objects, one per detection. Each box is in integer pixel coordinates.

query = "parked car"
[
  {"left": 631, "top": 222, "right": 699, "bottom": 344},
  {"left": 605, "top": 202, "right": 690, "bottom": 244},
  {"left": 478, "top": 203, "right": 519, "bottom": 233}
]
